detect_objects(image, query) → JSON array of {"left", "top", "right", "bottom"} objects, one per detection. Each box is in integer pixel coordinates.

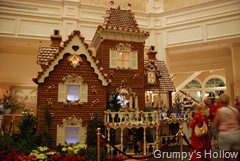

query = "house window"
[
  {"left": 147, "top": 71, "right": 156, "bottom": 84},
  {"left": 57, "top": 115, "right": 85, "bottom": 146},
  {"left": 118, "top": 95, "right": 129, "bottom": 107},
  {"left": 67, "top": 85, "right": 79, "bottom": 101},
  {"left": 109, "top": 44, "right": 138, "bottom": 69},
  {"left": 205, "top": 78, "right": 225, "bottom": 99},
  {"left": 117, "top": 52, "right": 130, "bottom": 68},
  {"left": 65, "top": 127, "right": 79, "bottom": 143},
  {"left": 58, "top": 75, "right": 88, "bottom": 103},
  {"left": 181, "top": 76, "right": 226, "bottom": 102}
]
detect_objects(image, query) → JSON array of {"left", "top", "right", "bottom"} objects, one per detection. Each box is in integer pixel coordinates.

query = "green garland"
[{"left": 43, "top": 104, "right": 52, "bottom": 147}]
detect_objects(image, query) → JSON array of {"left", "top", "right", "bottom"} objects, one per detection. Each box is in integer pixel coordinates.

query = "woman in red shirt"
[{"left": 189, "top": 102, "right": 211, "bottom": 161}]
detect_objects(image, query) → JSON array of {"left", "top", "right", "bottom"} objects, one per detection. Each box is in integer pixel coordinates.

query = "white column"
[
  {"left": 158, "top": 93, "right": 161, "bottom": 107},
  {"left": 156, "top": 126, "right": 159, "bottom": 150},
  {"left": 107, "top": 128, "right": 110, "bottom": 153},
  {"left": 135, "top": 96, "right": 138, "bottom": 108},
  {"left": 143, "top": 127, "right": 146, "bottom": 155},
  {"left": 120, "top": 128, "right": 123, "bottom": 152},
  {"left": 129, "top": 96, "right": 133, "bottom": 109}
]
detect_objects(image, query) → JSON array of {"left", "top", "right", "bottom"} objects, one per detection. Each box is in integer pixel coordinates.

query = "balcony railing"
[{"left": 103, "top": 110, "right": 192, "bottom": 128}]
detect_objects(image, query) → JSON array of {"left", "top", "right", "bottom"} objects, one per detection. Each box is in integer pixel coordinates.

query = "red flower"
[
  {"left": 49, "top": 154, "right": 63, "bottom": 161},
  {"left": 80, "top": 37, "right": 85, "bottom": 42},
  {"left": 97, "top": 25, "right": 102, "bottom": 30},
  {"left": 88, "top": 50, "right": 93, "bottom": 55},
  {"left": 84, "top": 43, "right": 89, "bottom": 48},
  {"left": 68, "top": 35, "right": 73, "bottom": 40},
  {"left": 75, "top": 99, "right": 80, "bottom": 102},
  {"left": 100, "top": 139, "right": 106, "bottom": 147}
]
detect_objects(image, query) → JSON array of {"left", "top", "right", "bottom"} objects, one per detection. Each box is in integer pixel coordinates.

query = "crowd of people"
[{"left": 189, "top": 94, "right": 240, "bottom": 161}]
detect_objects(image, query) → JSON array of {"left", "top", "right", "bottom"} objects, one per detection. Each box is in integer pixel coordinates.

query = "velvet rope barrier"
[
  {"left": 182, "top": 134, "right": 210, "bottom": 161},
  {"left": 101, "top": 134, "right": 178, "bottom": 160}
]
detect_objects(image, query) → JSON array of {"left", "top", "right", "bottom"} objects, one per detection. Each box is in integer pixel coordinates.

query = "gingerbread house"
[{"left": 33, "top": 5, "right": 175, "bottom": 149}]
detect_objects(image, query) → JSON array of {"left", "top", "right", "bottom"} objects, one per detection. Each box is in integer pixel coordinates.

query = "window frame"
[
  {"left": 67, "top": 84, "right": 80, "bottom": 101},
  {"left": 65, "top": 126, "right": 80, "bottom": 144},
  {"left": 109, "top": 44, "right": 138, "bottom": 70},
  {"left": 181, "top": 76, "right": 226, "bottom": 102},
  {"left": 58, "top": 76, "right": 88, "bottom": 104},
  {"left": 56, "top": 115, "right": 84, "bottom": 146},
  {"left": 147, "top": 71, "right": 157, "bottom": 84}
]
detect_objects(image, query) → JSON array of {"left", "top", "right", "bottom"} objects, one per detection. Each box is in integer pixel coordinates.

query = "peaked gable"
[
  {"left": 33, "top": 30, "right": 110, "bottom": 86},
  {"left": 92, "top": 6, "right": 149, "bottom": 50},
  {"left": 104, "top": 7, "right": 139, "bottom": 30},
  {"left": 144, "top": 60, "right": 175, "bottom": 92}
]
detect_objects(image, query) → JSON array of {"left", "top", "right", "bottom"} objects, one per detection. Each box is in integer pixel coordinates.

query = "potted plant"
[{"left": 0, "top": 90, "right": 17, "bottom": 114}]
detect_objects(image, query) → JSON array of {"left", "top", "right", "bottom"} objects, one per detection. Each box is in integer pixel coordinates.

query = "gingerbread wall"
[
  {"left": 97, "top": 40, "right": 146, "bottom": 109},
  {"left": 37, "top": 53, "right": 107, "bottom": 145}
]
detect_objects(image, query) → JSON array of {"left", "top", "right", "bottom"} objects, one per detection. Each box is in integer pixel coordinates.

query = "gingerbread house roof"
[
  {"left": 37, "top": 47, "right": 59, "bottom": 67},
  {"left": 144, "top": 60, "right": 175, "bottom": 92},
  {"left": 33, "top": 30, "right": 110, "bottom": 86},
  {"left": 91, "top": 6, "right": 149, "bottom": 49},
  {"left": 103, "top": 7, "right": 139, "bottom": 30}
]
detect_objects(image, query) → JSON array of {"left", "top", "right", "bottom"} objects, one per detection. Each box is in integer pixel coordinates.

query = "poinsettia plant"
[{"left": 0, "top": 90, "right": 17, "bottom": 110}]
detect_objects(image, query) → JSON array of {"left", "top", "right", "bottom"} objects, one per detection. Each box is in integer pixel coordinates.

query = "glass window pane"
[
  {"left": 205, "top": 78, "right": 225, "bottom": 88},
  {"left": 148, "top": 71, "right": 156, "bottom": 84},
  {"left": 66, "top": 127, "right": 79, "bottom": 144},
  {"left": 67, "top": 94, "right": 79, "bottom": 101},
  {"left": 68, "top": 85, "right": 79, "bottom": 93},
  {"left": 189, "top": 91, "right": 202, "bottom": 102},
  {"left": 183, "top": 79, "right": 201, "bottom": 89},
  {"left": 117, "top": 52, "right": 130, "bottom": 68},
  {"left": 67, "top": 85, "right": 79, "bottom": 101}
]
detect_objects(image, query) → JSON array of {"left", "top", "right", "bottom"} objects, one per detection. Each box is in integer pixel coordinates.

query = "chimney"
[
  {"left": 147, "top": 46, "right": 157, "bottom": 60},
  {"left": 50, "top": 30, "right": 62, "bottom": 47}
]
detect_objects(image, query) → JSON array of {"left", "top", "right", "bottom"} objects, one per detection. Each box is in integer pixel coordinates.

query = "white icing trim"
[
  {"left": 38, "top": 35, "right": 109, "bottom": 86},
  {"left": 92, "top": 29, "right": 148, "bottom": 50}
]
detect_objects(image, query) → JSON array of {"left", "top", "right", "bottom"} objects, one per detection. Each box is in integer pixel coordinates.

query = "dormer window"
[
  {"left": 148, "top": 71, "right": 156, "bottom": 84},
  {"left": 110, "top": 43, "right": 138, "bottom": 70}
]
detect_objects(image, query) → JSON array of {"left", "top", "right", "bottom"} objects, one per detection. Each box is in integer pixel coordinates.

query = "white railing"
[
  {"left": 104, "top": 110, "right": 191, "bottom": 154},
  {"left": 145, "top": 135, "right": 180, "bottom": 154},
  {"left": 104, "top": 110, "right": 159, "bottom": 125},
  {"left": 104, "top": 110, "right": 192, "bottom": 127}
]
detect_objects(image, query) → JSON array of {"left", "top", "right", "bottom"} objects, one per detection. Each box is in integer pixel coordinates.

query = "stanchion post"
[
  {"left": 12, "top": 116, "right": 15, "bottom": 133},
  {"left": 97, "top": 128, "right": 101, "bottom": 161},
  {"left": 0, "top": 116, "right": 2, "bottom": 137},
  {"left": 179, "top": 125, "right": 183, "bottom": 161}
]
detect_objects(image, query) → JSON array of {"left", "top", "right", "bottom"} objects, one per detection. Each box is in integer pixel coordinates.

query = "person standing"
[
  {"left": 189, "top": 102, "right": 211, "bottom": 161},
  {"left": 213, "top": 94, "right": 240, "bottom": 161},
  {"left": 207, "top": 98, "right": 218, "bottom": 149},
  {"left": 234, "top": 96, "right": 240, "bottom": 109}
]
